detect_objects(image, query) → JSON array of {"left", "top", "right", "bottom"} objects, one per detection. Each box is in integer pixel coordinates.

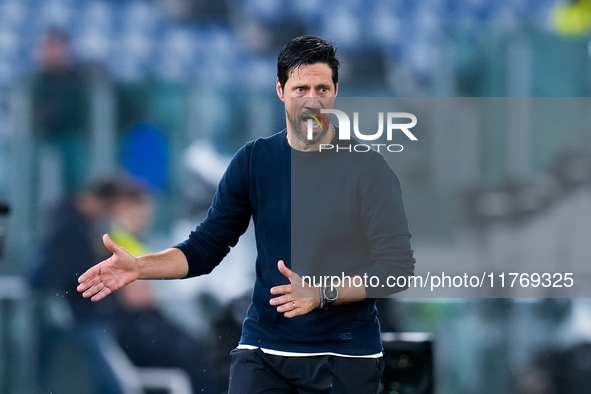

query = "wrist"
[
  {"left": 318, "top": 284, "right": 338, "bottom": 309},
  {"left": 318, "top": 286, "right": 324, "bottom": 309},
  {"left": 315, "top": 295, "right": 322, "bottom": 309}
]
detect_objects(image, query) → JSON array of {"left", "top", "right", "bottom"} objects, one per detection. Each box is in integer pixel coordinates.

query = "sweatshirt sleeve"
[
  {"left": 175, "top": 142, "right": 253, "bottom": 277},
  {"left": 351, "top": 153, "right": 416, "bottom": 297}
]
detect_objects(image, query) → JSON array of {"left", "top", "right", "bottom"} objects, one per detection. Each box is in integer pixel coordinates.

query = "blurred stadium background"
[{"left": 2, "top": 0, "right": 591, "bottom": 393}]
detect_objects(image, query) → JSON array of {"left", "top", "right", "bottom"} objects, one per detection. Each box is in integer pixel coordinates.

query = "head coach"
[{"left": 78, "top": 35, "right": 415, "bottom": 393}]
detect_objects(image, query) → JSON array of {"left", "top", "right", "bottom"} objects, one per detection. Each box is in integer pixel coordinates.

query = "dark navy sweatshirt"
[{"left": 175, "top": 129, "right": 415, "bottom": 355}]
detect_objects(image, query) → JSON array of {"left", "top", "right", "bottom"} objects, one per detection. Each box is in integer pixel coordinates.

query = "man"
[
  {"left": 32, "top": 176, "right": 139, "bottom": 394},
  {"left": 108, "top": 181, "right": 219, "bottom": 392},
  {"left": 78, "top": 36, "right": 415, "bottom": 393},
  {"left": 32, "top": 28, "right": 89, "bottom": 193}
]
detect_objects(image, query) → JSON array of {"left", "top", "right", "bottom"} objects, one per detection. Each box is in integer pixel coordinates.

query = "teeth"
[{"left": 303, "top": 121, "right": 320, "bottom": 129}]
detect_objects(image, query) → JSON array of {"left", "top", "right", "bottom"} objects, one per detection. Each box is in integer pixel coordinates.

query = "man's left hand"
[{"left": 270, "top": 260, "right": 319, "bottom": 318}]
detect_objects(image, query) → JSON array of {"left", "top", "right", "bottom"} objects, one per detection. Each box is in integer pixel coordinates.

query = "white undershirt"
[{"left": 236, "top": 344, "right": 382, "bottom": 358}]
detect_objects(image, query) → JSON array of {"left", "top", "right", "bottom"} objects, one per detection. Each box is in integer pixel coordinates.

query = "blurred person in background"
[
  {"left": 78, "top": 36, "right": 415, "bottom": 393},
  {"left": 29, "top": 175, "right": 135, "bottom": 394},
  {"left": 109, "top": 179, "right": 219, "bottom": 392},
  {"left": 31, "top": 27, "right": 90, "bottom": 196},
  {"left": 553, "top": 0, "right": 591, "bottom": 36}
]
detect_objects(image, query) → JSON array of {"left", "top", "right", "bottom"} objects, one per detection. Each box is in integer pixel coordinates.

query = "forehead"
[{"left": 286, "top": 63, "right": 334, "bottom": 84}]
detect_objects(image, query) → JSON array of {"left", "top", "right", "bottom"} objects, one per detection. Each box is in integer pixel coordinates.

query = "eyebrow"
[{"left": 292, "top": 83, "right": 333, "bottom": 89}]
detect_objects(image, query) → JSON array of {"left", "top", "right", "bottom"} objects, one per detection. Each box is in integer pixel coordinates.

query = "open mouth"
[
  {"left": 301, "top": 114, "right": 320, "bottom": 129},
  {"left": 301, "top": 107, "right": 327, "bottom": 132}
]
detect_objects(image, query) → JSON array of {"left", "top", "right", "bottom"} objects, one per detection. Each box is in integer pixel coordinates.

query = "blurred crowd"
[{"left": 27, "top": 174, "right": 224, "bottom": 393}]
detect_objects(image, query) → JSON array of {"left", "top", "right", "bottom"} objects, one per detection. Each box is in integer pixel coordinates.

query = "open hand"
[
  {"left": 270, "top": 260, "right": 320, "bottom": 318},
  {"left": 77, "top": 234, "right": 140, "bottom": 302}
]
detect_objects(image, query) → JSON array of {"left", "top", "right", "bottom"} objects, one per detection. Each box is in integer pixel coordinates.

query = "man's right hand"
[{"left": 77, "top": 233, "right": 140, "bottom": 302}]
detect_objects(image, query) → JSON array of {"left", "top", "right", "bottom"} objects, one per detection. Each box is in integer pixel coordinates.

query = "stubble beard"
[{"left": 286, "top": 109, "right": 329, "bottom": 146}]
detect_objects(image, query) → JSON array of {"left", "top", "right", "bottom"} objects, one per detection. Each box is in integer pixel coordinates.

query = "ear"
[
  {"left": 334, "top": 82, "right": 339, "bottom": 97},
  {"left": 276, "top": 78, "right": 285, "bottom": 102}
]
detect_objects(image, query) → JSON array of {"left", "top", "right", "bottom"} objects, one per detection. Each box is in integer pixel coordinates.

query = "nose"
[{"left": 303, "top": 94, "right": 322, "bottom": 109}]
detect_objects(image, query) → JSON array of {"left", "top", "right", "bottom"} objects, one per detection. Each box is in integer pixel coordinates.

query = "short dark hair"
[
  {"left": 83, "top": 173, "right": 149, "bottom": 206},
  {"left": 85, "top": 176, "right": 126, "bottom": 205},
  {"left": 277, "top": 36, "right": 340, "bottom": 88}
]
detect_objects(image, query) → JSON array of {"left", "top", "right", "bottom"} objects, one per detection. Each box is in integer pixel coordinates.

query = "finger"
[
  {"left": 283, "top": 306, "right": 301, "bottom": 318},
  {"left": 273, "top": 298, "right": 299, "bottom": 313},
  {"left": 269, "top": 294, "right": 291, "bottom": 306},
  {"left": 283, "top": 300, "right": 315, "bottom": 318},
  {"left": 78, "top": 265, "right": 101, "bottom": 284},
  {"left": 103, "top": 233, "right": 122, "bottom": 255},
  {"left": 277, "top": 301, "right": 296, "bottom": 313},
  {"left": 82, "top": 282, "right": 104, "bottom": 299},
  {"left": 77, "top": 274, "right": 102, "bottom": 293},
  {"left": 91, "top": 287, "right": 112, "bottom": 302},
  {"left": 277, "top": 260, "right": 291, "bottom": 282},
  {"left": 270, "top": 284, "right": 291, "bottom": 295}
]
